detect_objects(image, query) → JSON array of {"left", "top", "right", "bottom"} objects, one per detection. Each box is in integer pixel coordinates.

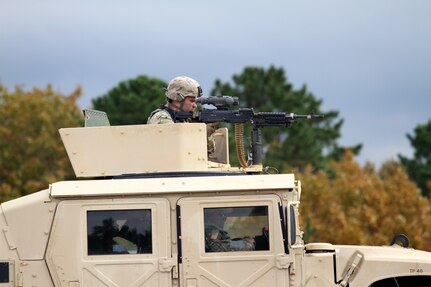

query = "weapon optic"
[
  {"left": 175, "top": 96, "right": 323, "bottom": 168},
  {"left": 197, "top": 95, "right": 239, "bottom": 108}
]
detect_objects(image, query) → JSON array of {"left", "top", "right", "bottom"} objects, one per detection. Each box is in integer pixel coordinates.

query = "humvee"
[{"left": 1, "top": 111, "right": 431, "bottom": 287}]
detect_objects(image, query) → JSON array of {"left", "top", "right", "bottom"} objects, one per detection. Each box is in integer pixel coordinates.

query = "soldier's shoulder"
[{"left": 147, "top": 109, "right": 174, "bottom": 124}]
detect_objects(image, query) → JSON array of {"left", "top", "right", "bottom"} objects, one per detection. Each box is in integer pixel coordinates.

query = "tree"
[
  {"left": 0, "top": 84, "right": 82, "bottom": 202},
  {"left": 92, "top": 76, "right": 167, "bottom": 125},
  {"left": 399, "top": 120, "right": 431, "bottom": 196},
  {"left": 210, "top": 66, "right": 361, "bottom": 171},
  {"left": 299, "top": 151, "right": 431, "bottom": 251}
]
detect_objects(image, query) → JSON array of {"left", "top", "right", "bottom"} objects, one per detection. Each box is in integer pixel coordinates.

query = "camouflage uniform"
[
  {"left": 205, "top": 225, "right": 255, "bottom": 252},
  {"left": 205, "top": 225, "right": 231, "bottom": 252},
  {"left": 147, "top": 107, "right": 174, "bottom": 124}
]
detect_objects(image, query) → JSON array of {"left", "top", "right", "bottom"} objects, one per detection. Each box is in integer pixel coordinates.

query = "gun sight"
[{"left": 197, "top": 96, "right": 239, "bottom": 108}]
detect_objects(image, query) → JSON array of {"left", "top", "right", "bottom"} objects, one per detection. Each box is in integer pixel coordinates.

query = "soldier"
[
  {"left": 147, "top": 75, "right": 219, "bottom": 159},
  {"left": 204, "top": 208, "right": 255, "bottom": 252},
  {"left": 205, "top": 209, "right": 231, "bottom": 252},
  {"left": 147, "top": 76, "right": 202, "bottom": 124}
]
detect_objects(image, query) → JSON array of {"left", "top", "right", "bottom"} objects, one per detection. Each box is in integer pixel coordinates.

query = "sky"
[{"left": 1, "top": 0, "right": 430, "bottom": 167}]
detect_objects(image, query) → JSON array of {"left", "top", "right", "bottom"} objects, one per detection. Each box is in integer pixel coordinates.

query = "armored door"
[
  {"left": 46, "top": 198, "right": 173, "bottom": 287},
  {"left": 178, "top": 195, "right": 290, "bottom": 287}
]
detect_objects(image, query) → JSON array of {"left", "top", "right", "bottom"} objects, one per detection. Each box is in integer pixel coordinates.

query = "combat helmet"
[{"left": 165, "top": 76, "right": 203, "bottom": 102}]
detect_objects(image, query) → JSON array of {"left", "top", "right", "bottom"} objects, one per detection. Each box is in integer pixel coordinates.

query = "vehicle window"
[
  {"left": 204, "top": 206, "right": 269, "bottom": 252},
  {"left": 87, "top": 209, "right": 152, "bottom": 255},
  {"left": 369, "top": 275, "right": 431, "bottom": 287},
  {"left": 0, "top": 262, "right": 9, "bottom": 283}
]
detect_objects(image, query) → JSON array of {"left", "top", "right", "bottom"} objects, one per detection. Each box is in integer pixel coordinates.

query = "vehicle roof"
[{"left": 49, "top": 173, "right": 296, "bottom": 197}]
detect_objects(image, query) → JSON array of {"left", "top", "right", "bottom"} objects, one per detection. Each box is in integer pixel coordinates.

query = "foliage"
[
  {"left": 92, "top": 75, "right": 168, "bottom": 125},
  {"left": 299, "top": 151, "right": 431, "bottom": 251},
  {"left": 399, "top": 119, "right": 431, "bottom": 197},
  {"left": 0, "top": 84, "right": 82, "bottom": 202},
  {"left": 210, "top": 65, "right": 361, "bottom": 171}
]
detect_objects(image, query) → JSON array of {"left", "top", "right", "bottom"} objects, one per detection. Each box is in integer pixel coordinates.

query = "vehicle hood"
[{"left": 334, "top": 244, "right": 431, "bottom": 285}]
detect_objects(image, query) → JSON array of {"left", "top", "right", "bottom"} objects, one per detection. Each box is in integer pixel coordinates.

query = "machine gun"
[{"left": 174, "top": 96, "right": 323, "bottom": 167}]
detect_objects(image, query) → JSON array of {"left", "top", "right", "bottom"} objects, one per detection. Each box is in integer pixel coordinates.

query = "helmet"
[{"left": 165, "top": 76, "right": 202, "bottom": 101}]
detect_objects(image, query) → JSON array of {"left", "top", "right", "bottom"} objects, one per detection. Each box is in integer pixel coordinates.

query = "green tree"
[
  {"left": 0, "top": 84, "right": 82, "bottom": 202},
  {"left": 92, "top": 75, "right": 167, "bottom": 125},
  {"left": 211, "top": 66, "right": 361, "bottom": 171},
  {"left": 399, "top": 120, "right": 431, "bottom": 197}
]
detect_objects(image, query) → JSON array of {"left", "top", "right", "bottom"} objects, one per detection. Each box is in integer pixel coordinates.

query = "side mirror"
[{"left": 287, "top": 202, "right": 300, "bottom": 246}]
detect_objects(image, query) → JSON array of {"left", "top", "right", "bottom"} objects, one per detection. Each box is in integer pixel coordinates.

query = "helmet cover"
[{"left": 166, "top": 76, "right": 202, "bottom": 101}]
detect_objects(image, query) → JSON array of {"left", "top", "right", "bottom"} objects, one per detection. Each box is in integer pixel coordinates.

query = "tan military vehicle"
[{"left": 1, "top": 109, "right": 431, "bottom": 287}]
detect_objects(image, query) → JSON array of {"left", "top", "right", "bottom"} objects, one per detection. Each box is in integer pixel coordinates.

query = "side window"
[
  {"left": 87, "top": 209, "right": 152, "bottom": 255},
  {"left": 204, "top": 206, "right": 269, "bottom": 252}
]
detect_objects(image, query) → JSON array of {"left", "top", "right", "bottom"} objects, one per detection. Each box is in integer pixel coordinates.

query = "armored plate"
[{"left": 59, "top": 123, "right": 208, "bottom": 177}]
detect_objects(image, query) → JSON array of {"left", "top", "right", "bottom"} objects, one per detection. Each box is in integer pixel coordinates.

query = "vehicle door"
[
  {"left": 46, "top": 198, "right": 172, "bottom": 287},
  {"left": 178, "top": 194, "right": 289, "bottom": 287}
]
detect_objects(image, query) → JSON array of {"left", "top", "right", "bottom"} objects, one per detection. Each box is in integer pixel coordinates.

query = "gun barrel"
[{"left": 289, "top": 113, "right": 324, "bottom": 119}]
